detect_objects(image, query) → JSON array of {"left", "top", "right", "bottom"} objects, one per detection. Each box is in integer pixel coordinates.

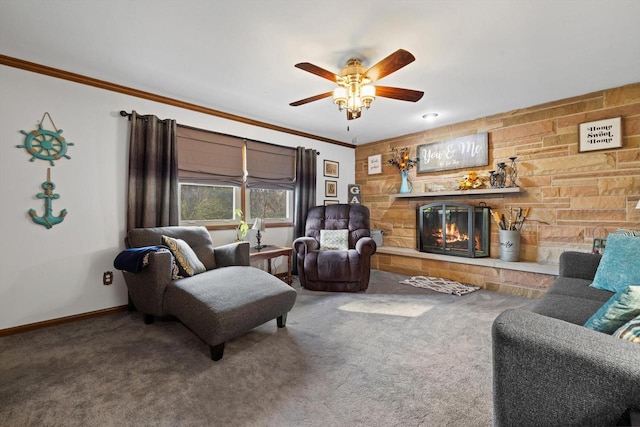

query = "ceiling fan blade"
[
  {"left": 365, "top": 49, "right": 416, "bottom": 82},
  {"left": 289, "top": 92, "right": 333, "bottom": 107},
  {"left": 375, "top": 86, "right": 424, "bottom": 102},
  {"left": 294, "top": 62, "right": 339, "bottom": 82}
]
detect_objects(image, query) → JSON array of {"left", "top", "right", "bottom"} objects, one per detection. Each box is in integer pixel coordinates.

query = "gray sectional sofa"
[
  {"left": 492, "top": 251, "right": 640, "bottom": 426},
  {"left": 120, "top": 226, "right": 297, "bottom": 361}
]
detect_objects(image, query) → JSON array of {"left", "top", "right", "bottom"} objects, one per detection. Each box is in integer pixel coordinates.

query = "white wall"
[{"left": 0, "top": 65, "right": 355, "bottom": 330}]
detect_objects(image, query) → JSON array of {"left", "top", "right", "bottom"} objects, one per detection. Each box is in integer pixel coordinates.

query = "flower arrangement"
[
  {"left": 235, "top": 208, "right": 249, "bottom": 241},
  {"left": 388, "top": 147, "right": 419, "bottom": 172}
]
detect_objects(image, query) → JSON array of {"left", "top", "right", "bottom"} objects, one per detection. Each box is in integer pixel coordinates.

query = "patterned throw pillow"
[
  {"left": 613, "top": 314, "right": 640, "bottom": 343},
  {"left": 616, "top": 228, "right": 640, "bottom": 237},
  {"left": 584, "top": 286, "right": 640, "bottom": 334},
  {"left": 590, "top": 233, "right": 640, "bottom": 293},
  {"left": 319, "top": 229, "right": 349, "bottom": 251},
  {"left": 162, "top": 235, "right": 206, "bottom": 277}
]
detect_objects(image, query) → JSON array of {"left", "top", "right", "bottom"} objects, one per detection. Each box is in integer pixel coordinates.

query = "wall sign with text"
[
  {"left": 579, "top": 117, "right": 622, "bottom": 152},
  {"left": 368, "top": 154, "right": 382, "bottom": 174},
  {"left": 417, "top": 132, "right": 488, "bottom": 173},
  {"left": 348, "top": 184, "right": 361, "bottom": 204}
]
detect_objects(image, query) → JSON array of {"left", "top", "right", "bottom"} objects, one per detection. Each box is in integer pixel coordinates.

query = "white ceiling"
[{"left": 2, "top": 0, "right": 640, "bottom": 146}]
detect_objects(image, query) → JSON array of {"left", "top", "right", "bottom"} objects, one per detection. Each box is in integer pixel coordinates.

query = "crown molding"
[{"left": 0, "top": 54, "right": 354, "bottom": 149}]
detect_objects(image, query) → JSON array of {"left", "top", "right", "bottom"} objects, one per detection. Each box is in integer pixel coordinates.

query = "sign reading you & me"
[{"left": 417, "top": 132, "right": 489, "bottom": 173}]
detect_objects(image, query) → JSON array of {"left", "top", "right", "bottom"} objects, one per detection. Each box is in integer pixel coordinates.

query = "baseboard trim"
[{"left": 0, "top": 306, "right": 129, "bottom": 338}]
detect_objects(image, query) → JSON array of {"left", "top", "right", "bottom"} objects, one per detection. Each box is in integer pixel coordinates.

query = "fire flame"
[{"left": 433, "top": 222, "right": 480, "bottom": 250}]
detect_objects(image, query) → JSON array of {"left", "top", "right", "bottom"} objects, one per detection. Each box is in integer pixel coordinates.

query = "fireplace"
[{"left": 417, "top": 202, "right": 490, "bottom": 258}]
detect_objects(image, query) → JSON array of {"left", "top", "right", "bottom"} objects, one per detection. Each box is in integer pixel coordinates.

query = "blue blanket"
[{"left": 113, "top": 246, "right": 167, "bottom": 273}]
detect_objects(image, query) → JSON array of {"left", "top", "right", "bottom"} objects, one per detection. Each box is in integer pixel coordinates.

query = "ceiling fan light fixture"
[
  {"left": 360, "top": 84, "right": 376, "bottom": 109},
  {"left": 332, "top": 87, "right": 347, "bottom": 110},
  {"left": 347, "top": 85, "right": 363, "bottom": 111}
]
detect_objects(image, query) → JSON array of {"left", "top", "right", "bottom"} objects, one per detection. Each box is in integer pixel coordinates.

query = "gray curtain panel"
[
  {"left": 293, "top": 147, "right": 317, "bottom": 274},
  {"left": 126, "top": 111, "right": 179, "bottom": 230}
]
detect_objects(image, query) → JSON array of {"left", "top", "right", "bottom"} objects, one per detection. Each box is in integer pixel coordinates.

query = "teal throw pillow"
[
  {"left": 590, "top": 233, "right": 640, "bottom": 293},
  {"left": 584, "top": 286, "right": 640, "bottom": 334},
  {"left": 162, "top": 235, "right": 206, "bottom": 277},
  {"left": 613, "top": 314, "right": 640, "bottom": 343},
  {"left": 319, "top": 229, "right": 349, "bottom": 251}
]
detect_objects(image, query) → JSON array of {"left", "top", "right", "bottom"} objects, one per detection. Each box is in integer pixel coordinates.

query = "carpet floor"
[{"left": 0, "top": 270, "right": 535, "bottom": 427}]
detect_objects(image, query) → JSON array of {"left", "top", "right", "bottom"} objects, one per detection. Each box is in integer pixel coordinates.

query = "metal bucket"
[
  {"left": 371, "top": 229, "right": 384, "bottom": 247},
  {"left": 499, "top": 230, "right": 520, "bottom": 262}
]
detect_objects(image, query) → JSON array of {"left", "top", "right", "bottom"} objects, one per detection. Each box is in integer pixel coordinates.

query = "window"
[
  {"left": 179, "top": 183, "right": 241, "bottom": 223},
  {"left": 247, "top": 188, "right": 294, "bottom": 223},
  {"left": 176, "top": 125, "right": 296, "bottom": 227}
]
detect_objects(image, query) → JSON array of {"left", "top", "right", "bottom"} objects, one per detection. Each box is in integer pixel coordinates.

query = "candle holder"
[
  {"left": 488, "top": 170, "right": 497, "bottom": 188},
  {"left": 496, "top": 162, "right": 506, "bottom": 188},
  {"left": 508, "top": 156, "right": 518, "bottom": 187}
]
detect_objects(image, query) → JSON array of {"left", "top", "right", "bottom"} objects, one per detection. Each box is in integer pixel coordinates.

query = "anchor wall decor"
[
  {"left": 29, "top": 168, "right": 67, "bottom": 229},
  {"left": 17, "top": 112, "right": 74, "bottom": 166}
]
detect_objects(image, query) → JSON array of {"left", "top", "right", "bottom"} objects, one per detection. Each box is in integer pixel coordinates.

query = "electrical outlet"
[{"left": 103, "top": 271, "right": 113, "bottom": 286}]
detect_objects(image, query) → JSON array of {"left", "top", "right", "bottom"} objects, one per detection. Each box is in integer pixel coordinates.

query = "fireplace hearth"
[{"left": 417, "top": 202, "right": 490, "bottom": 258}]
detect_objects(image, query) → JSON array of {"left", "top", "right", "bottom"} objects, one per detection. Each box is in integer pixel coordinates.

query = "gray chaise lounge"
[
  {"left": 492, "top": 251, "right": 640, "bottom": 426},
  {"left": 121, "top": 226, "right": 297, "bottom": 361}
]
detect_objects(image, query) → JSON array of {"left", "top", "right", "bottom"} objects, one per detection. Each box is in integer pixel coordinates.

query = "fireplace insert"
[{"left": 417, "top": 202, "right": 490, "bottom": 258}]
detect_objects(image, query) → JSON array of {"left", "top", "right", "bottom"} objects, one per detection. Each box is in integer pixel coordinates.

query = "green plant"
[{"left": 235, "top": 208, "right": 249, "bottom": 240}]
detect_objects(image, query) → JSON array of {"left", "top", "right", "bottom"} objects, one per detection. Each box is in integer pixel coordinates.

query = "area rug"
[
  {"left": 338, "top": 299, "right": 434, "bottom": 317},
  {"left": 400, "top": 276, "right": 481, "bottom": 296}
]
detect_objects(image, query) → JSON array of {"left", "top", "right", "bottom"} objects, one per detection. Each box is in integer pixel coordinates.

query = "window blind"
[
  {"left": 245, "top": 140, "right": 296, "bottom": 190},
  {"left": 176, "top": 125, "right": 244, "bottom": 186}
]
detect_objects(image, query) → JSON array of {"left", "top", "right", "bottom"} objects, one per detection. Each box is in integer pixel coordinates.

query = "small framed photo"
[
  {"left": 368, "top": 154, "right": 382, "bottom": 175},
  {"left": 323, "top": 160, "right": 339, "bottom": 178},
  {"left": 324, "top": 199, "right": 339, "bottom": 206},
  {"left": 325, "top": 180, "right": 337, "bottom": 197},
  {"left": 579, "top": 117, "right": 622, "bottom": 152}
]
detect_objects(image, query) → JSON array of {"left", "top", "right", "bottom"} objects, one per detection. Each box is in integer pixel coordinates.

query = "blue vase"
[{"left": 399, "top": 170, "right": 411, "bottom": 193}]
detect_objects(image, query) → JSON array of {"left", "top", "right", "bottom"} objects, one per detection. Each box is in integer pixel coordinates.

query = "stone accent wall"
[{"left": 356, "top": 83, "right": 640, "bottom": 294}]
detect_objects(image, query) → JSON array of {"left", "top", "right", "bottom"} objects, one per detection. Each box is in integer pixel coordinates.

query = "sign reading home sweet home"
[
  {"left": 579, "top": 117, "right": 622, "bottom": 152},
  {"left": 417, "top": 132, "right": 489, "bottom": 173}
]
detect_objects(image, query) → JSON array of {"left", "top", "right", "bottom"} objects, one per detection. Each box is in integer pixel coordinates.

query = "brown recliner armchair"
[{"left": 293, "top": 204, "right": 377, "bottom": 292}]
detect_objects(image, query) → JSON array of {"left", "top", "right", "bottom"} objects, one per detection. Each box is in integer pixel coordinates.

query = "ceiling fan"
[{"left": 290, "top": 49, "right": 424, "bottom": 120}]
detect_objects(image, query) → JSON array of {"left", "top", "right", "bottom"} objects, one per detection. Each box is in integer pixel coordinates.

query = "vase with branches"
[{"left": 388, "top": 147, "right": 419, "bottom": 193}]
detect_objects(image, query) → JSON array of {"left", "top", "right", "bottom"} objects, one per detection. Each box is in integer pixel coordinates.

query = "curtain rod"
[
  {"left": 121, "top": 110, "right": 320, "bottom": 155},
  {"left": 120, "top": 110, "right": 154, "bottom": 121}
]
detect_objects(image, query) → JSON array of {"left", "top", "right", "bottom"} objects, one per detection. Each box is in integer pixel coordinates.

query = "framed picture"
[
  {"left": 325, "top": 180, "right": 337, "bottom": 197},
  {"left": 323, "top": 160, "right": 339, "bottom": 178},
  {"left": 368, "top": 154, "right": 382, "bottom": 174},
  {"left": 579, "top": 117, "right": 622, "bottom": 152},
  {"left": 324, "top": 199, "right": 339, "bottom": 206}
]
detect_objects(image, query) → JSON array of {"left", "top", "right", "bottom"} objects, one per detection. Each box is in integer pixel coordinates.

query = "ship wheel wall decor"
[{"left": 17, "top": 112, "right": 74, "bottom": 166}]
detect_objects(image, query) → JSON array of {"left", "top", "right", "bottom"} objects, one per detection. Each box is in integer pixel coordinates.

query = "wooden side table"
[{"left": 249, "top": 245, "right": 293, "bottom": 286}]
